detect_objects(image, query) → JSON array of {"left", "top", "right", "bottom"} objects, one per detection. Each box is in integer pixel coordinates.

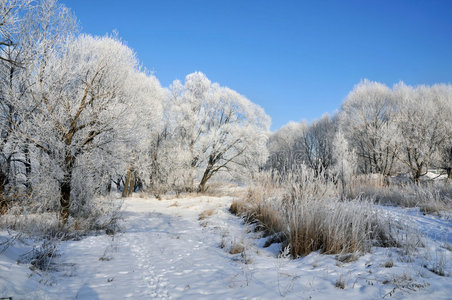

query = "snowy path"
[
  {"left": 55, "top": 196, "right": 249, "bottom": 299},
  {"left": 1, "top": 195, "right": 452, "bottom": 299}
]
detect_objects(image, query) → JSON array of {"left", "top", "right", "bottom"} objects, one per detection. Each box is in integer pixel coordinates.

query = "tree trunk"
[
  {"left": 0, "top": 172, "right": 7, "bottom": 215},
  {"left": 198, "top": 178, "right": 207, "bottom": 193},
  {"left": 413, "top": 169, "right": 421, "bottom": 185},
  {"left": 107, "top": 176, "right": 112, "bottom": 194},
  {"left": 0, "top": 159, "right": 10, "bottom": 214},
  {"left": 60, "top": 149, "right": 75, "bottom": 225},
  {"left": 60, "top": 172, "right": 72, "bottom": 225},
  {"left": 24, "top": 142, "right": 32, "bottom": 194},
  {"left": 127, "top": 171, "right": 135, "bottom": 197},
  {"left": 122, "top": 168, "right": 133, "bottom": 197},
  {"left": 198, "top": 165, "right": 212, "bottom": 193}
]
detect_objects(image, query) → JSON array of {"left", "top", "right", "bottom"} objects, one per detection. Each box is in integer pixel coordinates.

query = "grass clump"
[
  {"left": 198, "top": 208, "right": 215, "bottom": 220},
  {"left": 231, "top": 167, "right": 397, "bottom": 258}
]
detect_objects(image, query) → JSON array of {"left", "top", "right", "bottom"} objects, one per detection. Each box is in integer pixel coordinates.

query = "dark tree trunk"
[
  {"left": 198, "top": 175, "right": 208, "bottom": 193},
  {"left": 128, "top": 171, "right": 135, "bottom": 197},
  {"left": 24, "top": 142, "right": 32, "bottom": 194},
  {"left": 60, "top": 151, "right": 75, "bottom": 225},
  {"left": 198, "top": 164, "right": 213, "bottom": 193},
  {"left": 413, "top": 169, "right": 421, "bottom": 185},
  {"left": 122, "top": 170, "right": 131, "bottom": 197},
  {"left": 122, "top": 168, "right": 135, "bottom": 197},
  {"left": 0, "top": 158, "right": 11, "bottom": 214},
  {"left": 60, "top": 173, "right": 71, "bottom": 225},
  {"left": 107, "top": 176, "right": 112, "bottom": 193},
  {"left": 0, "top": 172, "right": 7, "bottom": 215}
]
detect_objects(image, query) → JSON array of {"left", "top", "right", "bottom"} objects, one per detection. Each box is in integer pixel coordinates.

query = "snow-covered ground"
[{"left": 1, "top": 195, "right": 451, "bottom": 299}]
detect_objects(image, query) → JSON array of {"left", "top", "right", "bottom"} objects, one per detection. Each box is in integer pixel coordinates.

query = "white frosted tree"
[
  {"left": 393, "top": 83, "right": 452, "bottom": 183},
  {"left": 267, "top": 121, "right": 307, "bottom": 174},
  {"left": 0, "top": 0, "right": 75, "bottom": 213},
  {"left": 432, "top": 85, "right": 452, "bottom": 181},
  {"left": 0, "top": 0, "right": 32, "bottom": 64},
  {"left": 20, "top": 34, "right": 140, "bottom": 223},
  {"left": 169, "top": 72, "right": 210, "bottom": 191},
  {"left": 169, "top": 72, "right": 271, "bottom": 193},
  {"left": 340, "top": 80, "right": 398, "bottom": 178},
  {"left": 122, "top": 71, "right": 165, "bottom": 197},
  {"left": 332, "top": 129, "right": 357, "bottom": 199},
  {"left": 301, "top": 113, "right": 337, "bottom": 175}
]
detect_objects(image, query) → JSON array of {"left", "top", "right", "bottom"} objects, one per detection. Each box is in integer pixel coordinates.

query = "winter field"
[
  {"left": 1, "top": 187, "right": 451, "bottom": 299},
  {"left": 1, "top": 1, "right": 452, "bottom": 299}
]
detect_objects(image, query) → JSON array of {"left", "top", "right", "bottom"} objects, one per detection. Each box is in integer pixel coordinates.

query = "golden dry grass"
[
  {"left": 198, "top": 208, "right": 215, "bottom": 220},
  {"left": 230, "top": 170, "right": 397, "bottom": 258}
]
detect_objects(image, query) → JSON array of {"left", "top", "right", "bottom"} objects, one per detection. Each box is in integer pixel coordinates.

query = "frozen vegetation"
[{"left": 0, "top": 0, "right": 451, "bottom": 299}]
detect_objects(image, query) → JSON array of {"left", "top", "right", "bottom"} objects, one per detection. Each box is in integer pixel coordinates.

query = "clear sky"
[{"left": 60, "top": 0, "right": 452, "bottom": 130}]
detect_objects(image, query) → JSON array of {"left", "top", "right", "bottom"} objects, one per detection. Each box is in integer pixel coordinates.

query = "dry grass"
[
  {"left": 230, "top": 197, "right": 285, "bottom": 236},
  {"left": 229, "top": 199, "right": 250, "bottom": 216},
  {"left": 0, "top": 213, "right": 61, "bottom": 235},
  {"left": 286, "top": 198, "right": 395, "bottom": 257},
  {"left": 231, "top": 168, "right": 398, "bottom": 258},
  {"left": 336, "top": 253, "right": 359, "bottom": 263},
  {"left": 198, "top": 208, "right": 215, "bottom": 220},
  {"left": 253, "top": 203, "right": 285, "bottom": 235},
  {"left": 349, "top": 179, "right": 452, "bottom": 214},
  {"left": 229, "top": 240, "right": 245, "bottom": 254},
  {"left": 135, "top": 192, "right": 149, "bottom": 199},
  {"left": 203, "top": 182, "right": 248, "bottom": 198}
]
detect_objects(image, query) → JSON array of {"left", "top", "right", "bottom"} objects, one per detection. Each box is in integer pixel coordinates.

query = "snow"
[{"left": 1, "top": 195, "right": 451, "bottom": 299}]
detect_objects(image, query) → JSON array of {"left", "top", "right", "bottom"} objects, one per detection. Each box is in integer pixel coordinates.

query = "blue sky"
[{"left": 60, "top": 0, "right": 452, "bottom": 130}]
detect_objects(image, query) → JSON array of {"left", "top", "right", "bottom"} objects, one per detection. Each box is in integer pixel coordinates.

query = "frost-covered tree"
[
  {"left": 436, "top": 87, "right": 452, "bottom": 181},
  {"left": 122, "top": 71, "right": 165, "bottom": 197},
  {"left": 340, "top": 80, "right": 398, "bottom": 178},
  {"left": 267, "top": 121, "right": 307, "bottom": 174},
  {"left": 169, "top": 72, "right": 270, "bottom": 193},
  {"left": 0, "top": 0, "right": 31, "bottom": 64},
  {"left": 21, "top": 35, "right": 139, "bottom": 223},
  {"left": 393, "top": 83, "right": 452, "bottom": 183},
  {"left": 0, "top": 0, "right": 28, "bottom": 213},
  {"left": 169, "top": 72, "right": 211, "bottom": 191},
  {"left": 301, "top": 113, "right": 336, "bottom": 175},
  {"left": 439, "top": 141, "right": 452, "bottom": 181},
  {"left": 0, "top": 0, "right": 75, "bottom": 213},
  {"left": 332, "top": 129, "right": 357, "bottom": 199},
  {"left": 196, "top": 86, "right": 270, "bottom": 192}
]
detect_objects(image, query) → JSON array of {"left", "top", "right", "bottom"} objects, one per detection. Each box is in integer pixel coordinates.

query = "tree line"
[{"left": 268, "top": 79, "right": 452, "bottom": 186}]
